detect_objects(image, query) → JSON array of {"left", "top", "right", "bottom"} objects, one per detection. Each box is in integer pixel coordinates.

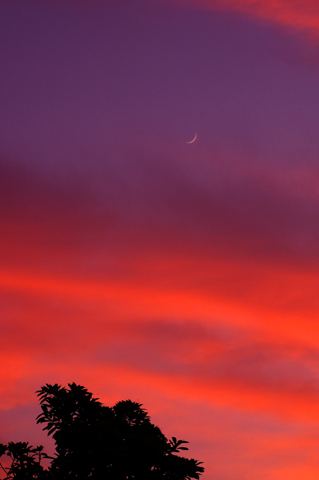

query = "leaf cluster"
[{"left": 0, "top": 442, "right": 51, "bottom": 480}]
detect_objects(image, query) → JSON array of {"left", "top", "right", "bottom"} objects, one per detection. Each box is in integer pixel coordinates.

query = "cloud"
[
  {"left": 2, "top": 287, "right": 319, "bottom": 421},
  {"left": 170, "top": 0, "right": 319, "bottom": 34},
  {"left": 1, "top": 143, "right": 319, "bottom": 479},
  {"left": 2, "top": 149, "right": 319, "bottom": 344}
]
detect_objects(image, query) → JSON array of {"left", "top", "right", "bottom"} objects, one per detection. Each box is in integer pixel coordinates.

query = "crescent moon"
[{"left": 186, "top": 133, "right": 197, "bottom": 144}]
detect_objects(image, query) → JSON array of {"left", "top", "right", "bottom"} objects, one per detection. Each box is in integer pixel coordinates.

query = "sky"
[{"left": 1, "top": 0, "right": 319, "bottom": 478}]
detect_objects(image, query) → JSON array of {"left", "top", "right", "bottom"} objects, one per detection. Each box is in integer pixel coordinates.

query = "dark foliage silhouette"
[
  {"left": 0, "top": 383, "right": 204, "bottom": 480},
  {"left": 0, "top": 442, "right": 51, "bottom": 480}
]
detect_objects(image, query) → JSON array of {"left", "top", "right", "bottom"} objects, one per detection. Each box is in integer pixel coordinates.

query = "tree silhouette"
[{"left": 0, "top": 383, "right": 204, "bottom": 480}]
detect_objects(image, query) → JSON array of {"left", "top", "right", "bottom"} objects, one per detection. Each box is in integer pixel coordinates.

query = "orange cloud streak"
[
  {"left": 1, "top": 354, "right": 319, "bottom": 422},
  {"left": 1, "top": 258, "right": 319, "bottom": 345}
]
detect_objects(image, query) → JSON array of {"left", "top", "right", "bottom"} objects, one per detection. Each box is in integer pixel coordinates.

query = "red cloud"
[{"left": 170, "top": 0, "right": 319, "bottom": 33}]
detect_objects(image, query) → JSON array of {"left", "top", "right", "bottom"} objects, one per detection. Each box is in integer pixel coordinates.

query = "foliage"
[
  {"left": 0, "top": 383, "right": 204, "bottom": 480},
  {"left": 0, "top": 442, "right": 50, "bottom": 480}
]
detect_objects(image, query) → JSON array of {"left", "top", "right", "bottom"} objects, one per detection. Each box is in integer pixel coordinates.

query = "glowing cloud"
[{"left": 171, "top": 0, "right": 319, "bottom": 33}]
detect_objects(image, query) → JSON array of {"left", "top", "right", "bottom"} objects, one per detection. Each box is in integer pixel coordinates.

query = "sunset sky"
[{"left": 1, "top": 1, "right": 319, "bottom": 478}]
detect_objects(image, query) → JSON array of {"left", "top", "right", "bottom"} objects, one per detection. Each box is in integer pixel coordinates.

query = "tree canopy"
[{"left": 0, "top": 383, "right": 204, "bottom": 480}]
